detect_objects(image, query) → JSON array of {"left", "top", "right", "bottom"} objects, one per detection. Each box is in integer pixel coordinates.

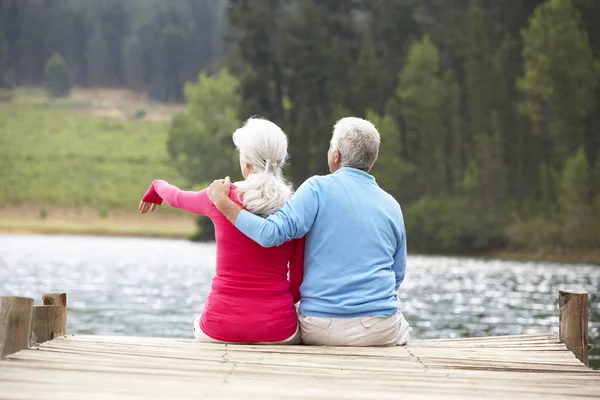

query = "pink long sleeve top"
[{"left": 142, "top": 180, "right": 304, "bottom": 343}]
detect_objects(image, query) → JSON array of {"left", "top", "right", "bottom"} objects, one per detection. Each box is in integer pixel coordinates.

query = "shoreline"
[
  {"left": 484, "top": 251, "right": 600, "bottom": 265},
  {"left": 0, "top": 214, "right": 195, "bottom": 240},
  {"left": 2, "top": 221, "right": 599, "bottom": 264},
  {"left": 0, "top": 226, "right": 190, "bottom": 240}
]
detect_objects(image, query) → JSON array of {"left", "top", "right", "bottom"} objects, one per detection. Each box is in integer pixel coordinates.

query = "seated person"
[{"left": 139, "top": 118, "right": 304, "bottom": 344}]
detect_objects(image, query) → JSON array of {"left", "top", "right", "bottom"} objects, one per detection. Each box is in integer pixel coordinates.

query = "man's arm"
[
  {"left": 213, "top": 194, "right": 243, "bottom": 224},
  {"left": 392, "top": 230, "right": 407, "bottom": 291},
  {"left": 207, "top": 177, "right": 243, "bottom": 223},
  {"left": 209, "top": 177, "right": 319, "bottom": 247}
]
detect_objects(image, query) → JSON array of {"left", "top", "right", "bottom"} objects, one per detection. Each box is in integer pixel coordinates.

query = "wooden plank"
[{"left": 0, "top": 363, "right": 598, "bottom": 399}]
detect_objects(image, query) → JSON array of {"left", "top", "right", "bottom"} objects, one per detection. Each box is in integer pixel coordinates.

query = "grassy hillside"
[{"left": 0, "top": 89, "right": 189, "bottom": 218}]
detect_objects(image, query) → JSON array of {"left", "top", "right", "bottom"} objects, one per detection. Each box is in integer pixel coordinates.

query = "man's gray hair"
[{"left": 330, "top": 117, "right": 380, "bottom": 172}]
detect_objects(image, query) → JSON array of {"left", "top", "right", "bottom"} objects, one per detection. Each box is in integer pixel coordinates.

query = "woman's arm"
[
  {"left": 141, "top": 180, "right": 212, "bottom": 216},
  {"left": 288, "top": 237, "right": 305, "bottom": 304}
]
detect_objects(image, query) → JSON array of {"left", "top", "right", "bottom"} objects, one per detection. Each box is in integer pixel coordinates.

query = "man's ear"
[{"left": 335, "top": 149, "right": 341, "bottom": 163}]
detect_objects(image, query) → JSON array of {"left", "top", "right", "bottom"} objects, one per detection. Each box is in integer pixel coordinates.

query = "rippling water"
[{"left": 1, "top": 234, "right": 598, "bottom": 368}]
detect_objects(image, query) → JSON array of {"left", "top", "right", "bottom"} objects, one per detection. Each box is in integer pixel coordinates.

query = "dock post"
[
  {"left": 559, "top": 290, "right": 589, "bottom": 366},
  {"left": 42, "top": 292, "right": 67, "bottom": 333},
  {"left": 0, "top": 296, "right": 34, "bottom": 359},
  {"left": 30, "top": 292, "right": 67, "bottom": 346}
]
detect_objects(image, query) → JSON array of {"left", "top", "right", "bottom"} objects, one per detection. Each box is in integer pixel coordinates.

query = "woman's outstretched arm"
[
  {"left": 288, "top": 237, "right": 305, "bottom": 304},
  {"left": 140, "top": 180, "right": 212, "bottom": 216}
]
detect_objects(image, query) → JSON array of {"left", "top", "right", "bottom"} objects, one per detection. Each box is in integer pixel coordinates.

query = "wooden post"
[
  {"left": 559, "top": 290, "right": 589, "bottom": 366},
  {"left": 30, "top": 292, "right": 67, "bottom": 346},
  {"left": 30, "top": 306, "right": 65, "bottom": 345},
  {"left": 42, "top": 292, "right": 67, "bottom": 334},
  {"left": 0, "top": 296, "right": 34, "bottom": 359}
]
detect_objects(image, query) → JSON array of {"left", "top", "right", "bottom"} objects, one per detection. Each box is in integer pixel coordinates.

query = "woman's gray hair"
[
  {"left": 330, "top": 117, "right": 381, "bottom": 172},
  {"left": 233, "top": 117, "right": 293, "bottom": 217}
]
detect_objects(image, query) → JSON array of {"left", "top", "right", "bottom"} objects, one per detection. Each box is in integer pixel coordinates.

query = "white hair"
[
  {"left": 233, "top": 118, "right": 293, "bottom": 217},
  {"left": 331, "top": 117, "right": 380, "bottom": 172}
]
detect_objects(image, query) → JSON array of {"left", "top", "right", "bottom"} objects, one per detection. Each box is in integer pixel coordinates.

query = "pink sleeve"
[{"left": 141, "top": 180, "right": 212, "bottom": 216}]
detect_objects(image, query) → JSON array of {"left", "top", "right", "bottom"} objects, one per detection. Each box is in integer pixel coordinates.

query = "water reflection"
[{"left": 0, "top": 234, "right": 598, "bottom": 368}]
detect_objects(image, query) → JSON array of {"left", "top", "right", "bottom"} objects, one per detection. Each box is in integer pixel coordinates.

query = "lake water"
[{"left": 1, "top": 234, "right": 598, "bottom": 368}]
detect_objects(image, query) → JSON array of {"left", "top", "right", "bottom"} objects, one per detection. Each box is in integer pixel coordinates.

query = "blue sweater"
[{"left": 235, "top": 167, "right": 407, "bottom": 318}]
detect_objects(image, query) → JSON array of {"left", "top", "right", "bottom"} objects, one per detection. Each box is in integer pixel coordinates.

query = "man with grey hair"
[{"left": 208, "top": 117, "right": 409, "bottom": 346}]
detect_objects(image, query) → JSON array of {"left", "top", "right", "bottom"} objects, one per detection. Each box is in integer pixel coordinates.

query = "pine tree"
[
  {"left": 367, "top": 110, "right": 415, "bottom": 203},
  {"left": 0, "top": 11, "right": 7, "bottom": 89},
  {"left": 0, "top": 6, "right": 16, "bottom": 90},
  {"left": 573, "top": 0, "right": 600, "bottom": 172},
  {"left": 123, "top": 36, "right": 144, "bottom": 95},
  {"left": 396, "top": 36, "right": 449, "bottom": 198},
  {"left": 350, "top": 31, "right": 384, "bottom": 116},
  {"left": 43, "top": 53, "right": 71, "bottom": 97},
  {"left": 364, "top": 0, "right": 420, "bottom": 91},
  {"left": 558, "top": 148, "right": 592, "bottom": 247},
  {"left": 518, "top": 0, "right": 598, "bottom": 167},
  {"left": 149, "top": 25, "right": 188, "bottom": 102},
  {"left": 591, "top": 153, "right": 600, "bottom": 241},
  {"left": 86, "top": 24, "right": 108, "bottom": 87},
  {"left": 279, "top": 0, "right": 339, "bottom": 183},
  {"left": 536, "top": 163, "right": 560, "bottom": 217},
  {"left": 99, "top": 0, "right": 130, "bottom": 86},
  {"left": 471, "top": 112, "right": 508, "bottom": 210},
  {"left": 593, "top": 153, "right": 600, "bottom": 200},
  {"left": 439, "top": 70, "right": 464, "bottom": 195},
  {"left": 464, "top": 0, "right": 497, "bottom": 139},
  {"left": 227, "top": 0, "right": 285, "bottom": 121}
]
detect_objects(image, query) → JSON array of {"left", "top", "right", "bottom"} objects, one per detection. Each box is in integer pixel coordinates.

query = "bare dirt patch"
[{"left": 69, "top": 88, "right": 185, "bottom": 122}]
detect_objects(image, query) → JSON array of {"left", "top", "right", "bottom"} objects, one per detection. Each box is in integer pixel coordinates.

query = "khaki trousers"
[{"left": 299, "top": 310, "right": 409, "bottom": 347}]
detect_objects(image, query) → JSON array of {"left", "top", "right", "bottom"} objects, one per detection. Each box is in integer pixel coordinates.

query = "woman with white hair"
[{"left": 138, "top": 117, "right": 304, "bottom": 344}]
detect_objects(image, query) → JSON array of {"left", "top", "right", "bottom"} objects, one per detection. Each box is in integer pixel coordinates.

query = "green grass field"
[
  {"left": 0, "top": 89, "right": 190, "bottom": 217},
  {"left": 0, "top": 88, "right": 196, "bottom": 237}
]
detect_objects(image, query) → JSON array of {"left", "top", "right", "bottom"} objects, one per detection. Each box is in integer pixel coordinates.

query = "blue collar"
[{"left": 333, "top": 167, "right": 376, "bottom": 182}]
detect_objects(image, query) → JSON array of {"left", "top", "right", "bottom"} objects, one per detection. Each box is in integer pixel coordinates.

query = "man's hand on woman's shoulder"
[
  {"left": 208, "top": 176, "right": 243, "bottom": 224},
  {"left": 207, "top": 176, "right": 231, "bottom": 203}
]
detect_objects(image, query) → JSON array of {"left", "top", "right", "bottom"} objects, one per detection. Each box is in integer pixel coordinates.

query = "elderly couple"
[{"left": 139, "top": 116, "right": 409, "bottom": 346}]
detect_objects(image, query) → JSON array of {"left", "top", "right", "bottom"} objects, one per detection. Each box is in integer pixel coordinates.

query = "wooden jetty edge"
[{"left": 0, "top": 291, "right": 598, "bottom": 399}]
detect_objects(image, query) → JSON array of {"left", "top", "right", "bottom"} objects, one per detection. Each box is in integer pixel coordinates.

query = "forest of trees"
[
  {"left": 0, "top": 0, "right": 227, "bottom": 101},
  {"left": 2, "top": 0, "right": 599, "bottom": 254}
]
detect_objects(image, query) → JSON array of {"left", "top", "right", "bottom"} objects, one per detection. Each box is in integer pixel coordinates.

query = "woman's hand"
[{"left": 139, "top": 200, "right": 159, "bottom": 214}]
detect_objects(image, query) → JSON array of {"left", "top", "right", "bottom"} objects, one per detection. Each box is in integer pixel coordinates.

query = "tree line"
[
  {"left": 169, "top": 0, "right": 600, "bottom": 253},
  {"left": 1, "top": 0, "right": 599, "bottom": 254},
  {"left": 0, "top": 0, "right": 227, "bottom": 101}
]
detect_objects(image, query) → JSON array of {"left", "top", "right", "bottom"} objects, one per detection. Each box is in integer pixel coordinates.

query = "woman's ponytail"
[{"left": 233, "top": 119, "right": 293, "bottom": 217}]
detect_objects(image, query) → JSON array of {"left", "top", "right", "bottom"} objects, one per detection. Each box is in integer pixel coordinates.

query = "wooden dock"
[
  {"left": 0, "top": 333, "right": 599, "bottom": 399},
  {"left": 1, "top": 291, "right": 599, "bottom": 399}
]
